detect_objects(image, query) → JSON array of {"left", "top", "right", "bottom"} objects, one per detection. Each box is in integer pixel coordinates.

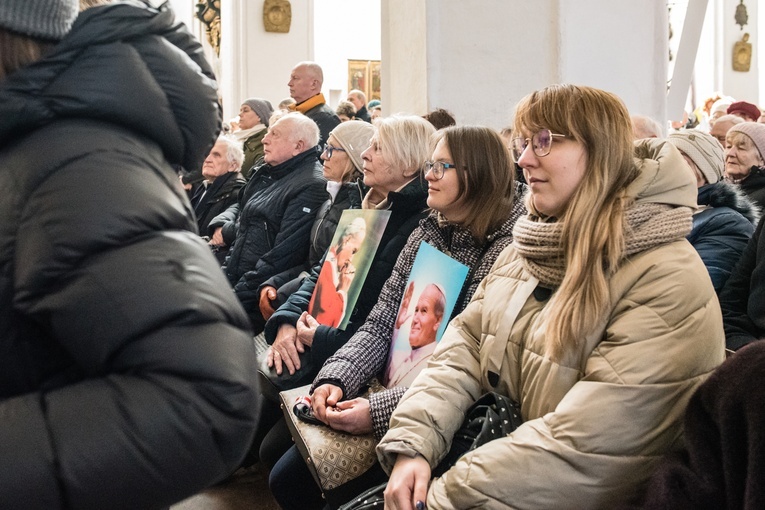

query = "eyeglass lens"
[{"left": 511, "top": 129, "right": 554, "bottom": 162}]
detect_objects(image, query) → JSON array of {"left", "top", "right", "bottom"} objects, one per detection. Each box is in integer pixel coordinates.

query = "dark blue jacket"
[
  {"left": 689, "top": 182, "right": 760, "bottom": 292},
  {"left": 212, "top": 149, "right": 327, "bottom": 324}
]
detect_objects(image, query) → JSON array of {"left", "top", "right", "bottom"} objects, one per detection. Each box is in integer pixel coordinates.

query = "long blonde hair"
[{"left": 512, "top": 84, "right": 639, "bottom": 358}]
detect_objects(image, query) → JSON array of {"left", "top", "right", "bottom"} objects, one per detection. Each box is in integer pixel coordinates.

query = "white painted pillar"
[
  {"left": 381, "top": 0, "right": 668, "bottom": 130},
  {"left": 219, "top": 0, "right": 315, "bottom": 121}
]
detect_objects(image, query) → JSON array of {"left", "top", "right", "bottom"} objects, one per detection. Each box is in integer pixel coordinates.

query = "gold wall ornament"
[
  {"left": 264, "top": 0, "right": 291, "bottom": 33},
  {"left": 195, "top": 0, "right": 221, "bottom": 56},
  {"left": 733, "top": 33, "right": 752, "bottom": 72},
  {"left": 735, "top": 0, "right": 748, "bottom": 30}
]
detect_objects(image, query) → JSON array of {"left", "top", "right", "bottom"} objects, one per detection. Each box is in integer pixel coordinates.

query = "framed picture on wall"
[
  {"left": 348, "top": 59, "right": 381, "bottom": 101},
  {"left": 369, "top": 61, "right": 381, "bottom": 100}
]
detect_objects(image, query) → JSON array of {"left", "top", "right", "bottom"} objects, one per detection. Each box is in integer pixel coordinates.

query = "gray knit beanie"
[
  {"left": 330, "top": 120, "right": 375, "bottom": 174},
  {"left": 667, "top": 131, "right": 725, "bottom": 184},
  {"left": 242, "top": 98, "right": 274, "bottom": 127},
  {"left": 727, "top": 122, "right": 765, "bottom": 161},
  {"left": 0, "top": 0, "right": 78, "bottom": 41}
]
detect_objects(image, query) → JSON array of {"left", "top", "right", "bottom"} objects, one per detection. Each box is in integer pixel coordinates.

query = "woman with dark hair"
[
  {"left": 380, "top": 84, "right": 724, "bottom": 509},
  {"left": 270, "top": 125, "right": 528, "bottom": 509}
]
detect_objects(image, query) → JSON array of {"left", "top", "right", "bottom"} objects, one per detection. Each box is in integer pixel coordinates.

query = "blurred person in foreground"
[{"left": 0, "top": 1, "right": 259, "bottom": 508}]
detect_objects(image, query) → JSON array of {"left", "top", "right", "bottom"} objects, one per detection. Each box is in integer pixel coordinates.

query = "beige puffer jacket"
[{"left": 377, "top": 140, "right": 726, "bottom": 509}]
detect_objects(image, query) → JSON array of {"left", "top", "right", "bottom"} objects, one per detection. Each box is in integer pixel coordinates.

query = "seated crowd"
[
  {"left": 4, "top": 2, "right": 765, "bottom": 507},
  {"left": 187, "top": 64, "right": 765, "bottom": 509}
]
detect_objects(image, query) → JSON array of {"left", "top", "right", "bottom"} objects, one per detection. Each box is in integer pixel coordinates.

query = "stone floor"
[{"left": 171, "top": 464, "right": 280, "bottom": 510}]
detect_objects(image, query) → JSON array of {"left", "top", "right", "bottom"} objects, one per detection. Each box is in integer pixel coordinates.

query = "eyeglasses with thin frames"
[
  {"left": 322, "top": 145, "right": 347, "bottom": 159},
  {"left": 511, "top": 129, "right": 567, "bottom": 163},
  {"left": 424, "top": 160, "right": 458, "bottom": 180}
]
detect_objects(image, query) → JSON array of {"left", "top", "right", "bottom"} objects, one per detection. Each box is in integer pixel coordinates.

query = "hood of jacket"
[
  {"left": 0, "top": 1, "right": 220, "bottom": 172},
  {"left": 629, "top": 139, "right": 698, "bottom": 210},
  {"left": 698, "top": 181, "right": 761, "bottom": 224}
]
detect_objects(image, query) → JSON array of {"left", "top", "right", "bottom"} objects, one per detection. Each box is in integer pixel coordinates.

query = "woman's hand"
[
  {"left": 311, "top": 383, "right": 344, "bottom": 423},
  {"left": 268, "top": 323, "right": 302, "bottom": 375},
  {"left": 325, "top": 397, "right": 373, "bottom": 435},
  {"left": 209, "top": 227, "right": 225, "bottom": 247},
  {"left": 384, "top": 455, "right": 431, "bottom": 510},
  {"left": 295, "top": 311, "right": 320, "bottom": 348},
  {"left": 259, "top": 286, "right": 278, "bottom": 320}
]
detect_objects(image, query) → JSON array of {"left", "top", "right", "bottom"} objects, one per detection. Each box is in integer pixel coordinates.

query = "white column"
[
  {"left": 220, "top": 0, "right": 315, "bottom": 121},
  {"left": 381, "top": 0, "right": 668, "bottom": 129}
]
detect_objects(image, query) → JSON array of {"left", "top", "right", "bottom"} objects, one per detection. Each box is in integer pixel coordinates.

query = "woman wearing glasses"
[
  {"left": 257, "top": 115, "right": 434, "bottom": 471},
  {"left": 378, "top": 84, "right": 725, "bottom": 510},
  {"left": 269, "top": 125, "right": 528, "bottom": 509}
]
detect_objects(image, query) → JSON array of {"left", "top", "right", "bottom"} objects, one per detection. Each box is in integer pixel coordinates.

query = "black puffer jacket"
[
  {"left": 719, "top": 215, "right": 765, "bottom": 350},
  {"left": 0, "top": 3, "right": 258, "bottom": 509},
  {"left": 211, "top": 149, "right": 327, "bottom": 323},
  {"left": 264, "top": 178, "right": 430, "bottom": 367},
  {"left": 260, "top": 179, "right": 365, "bottom": 298}
]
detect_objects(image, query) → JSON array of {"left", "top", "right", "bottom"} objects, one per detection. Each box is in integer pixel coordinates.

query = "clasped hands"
[
  {"left": 310, "top": 383, "right": 373, "bottom": 435},
  {"left": 265, "top": 312, "right": 321, "bottom": 375}
]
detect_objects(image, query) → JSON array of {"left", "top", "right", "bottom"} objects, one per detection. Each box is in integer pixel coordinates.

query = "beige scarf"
[
  {"left": 233, "top": 124, "right": 266, "bottom": 143},
  {"left": 513, "top": 203, "right": 693, "bottom": 287}
]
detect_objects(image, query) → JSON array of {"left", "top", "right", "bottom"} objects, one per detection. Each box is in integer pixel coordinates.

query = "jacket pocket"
[{"left": 263, "top": 221, "right": 274, "bottom": 250}]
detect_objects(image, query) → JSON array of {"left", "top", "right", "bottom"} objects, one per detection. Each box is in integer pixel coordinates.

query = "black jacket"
[
  {"left": 264, "top": 178, "right": 429, "bottom": 365},
  {"left": 304, "top": 102, "right": 341, "bottom": 146},
  {"left": 193, "top": 171, "right": 247, "bottom": 236},
  {"left": 0, "top": 3, "right": 258, "bottom": 509},
  {"left": 261, "top": 179, "right": 366, "bottom": 301},
  {"left": 355, "top": 105, "right": 372, "bottom": 123},
  {"left": 719, "top": 215, "right": 765, "bottom": 350},
  {"left": 689, "top": 182, "right": 759, "bottom": 292},
  {"left": 739, "top": 166, "right": 765, "bottom": 211},
  {"left": 212, "top": 149, "right": 327, "bottom": 324}
]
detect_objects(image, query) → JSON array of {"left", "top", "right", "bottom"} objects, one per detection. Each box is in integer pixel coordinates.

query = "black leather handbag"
[{"left": 338, "top": 391, "right": 523, "bottom": 510}]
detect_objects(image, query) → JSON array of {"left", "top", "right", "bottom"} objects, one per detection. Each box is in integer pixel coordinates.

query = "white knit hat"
[
  {"left": 0, "top": 0, "right": 78, "bottom": 41},
  {"left": 330, "top": 120, "right": 375, "bottom": 174},
  {"left": 668, "top": 131, "right": 725, "bottom": 184}
]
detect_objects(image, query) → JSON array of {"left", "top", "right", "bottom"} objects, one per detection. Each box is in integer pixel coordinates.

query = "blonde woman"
[{"left": 379, "top": 84, "right": 725, "bottom": 509}]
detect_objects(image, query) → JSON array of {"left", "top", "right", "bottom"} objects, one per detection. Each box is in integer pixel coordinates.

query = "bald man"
[
  {"left": 287, "top": 61, "right": 340, "bottom": 145},
  {"left": 347, "top": 89, "right": 371, "bottom": 123}
]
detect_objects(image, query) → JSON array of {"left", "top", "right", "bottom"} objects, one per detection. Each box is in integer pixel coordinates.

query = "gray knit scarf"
[{"left": 512, "top": 203, "right": 693, "bottom": 287}]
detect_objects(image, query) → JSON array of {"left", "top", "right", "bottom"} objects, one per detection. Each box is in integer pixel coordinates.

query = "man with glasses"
[{"left": 208, "top": 112, "right": 327, "bottom": 333}]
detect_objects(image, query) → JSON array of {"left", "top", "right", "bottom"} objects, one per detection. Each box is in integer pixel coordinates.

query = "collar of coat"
[
  {"left": 253, "top": 146, "right": 320, "bottom": 180},
  {"left": 291, "top": 93, "right": 327, "bottom": 114}
]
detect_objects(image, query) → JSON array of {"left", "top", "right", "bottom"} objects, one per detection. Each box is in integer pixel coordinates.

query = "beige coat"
[{"left": 377, "top": 140, "right": 726, "bottom": 509}]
